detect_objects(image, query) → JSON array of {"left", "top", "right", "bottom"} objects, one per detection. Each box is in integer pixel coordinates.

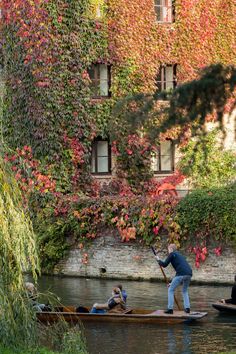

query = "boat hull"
[
  {"left": 37, "top": 307, "right": 207, "bottom": 325},
  {"left": 212, "top": 302, "right": 236, "bottom": 314}
]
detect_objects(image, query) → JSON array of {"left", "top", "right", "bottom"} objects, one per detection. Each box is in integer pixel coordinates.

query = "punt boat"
[
  {"left": 37, "top": 306, "right": 208, "bottom": 325},
  {"left": 212, "top": 301, "right": 236, "bottom": 314}
]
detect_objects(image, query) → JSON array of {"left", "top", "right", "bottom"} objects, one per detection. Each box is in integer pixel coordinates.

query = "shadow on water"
[{"left": 35, "top": 276, "right": 236, "bottom": 354}]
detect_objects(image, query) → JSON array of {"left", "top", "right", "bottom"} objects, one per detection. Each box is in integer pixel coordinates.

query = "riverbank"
[
  {"left": 54, "top": 234, "right": 236, "bottom": 284},
  {"left": 39, "top": 271, "right": 234, "bottom": 287}
]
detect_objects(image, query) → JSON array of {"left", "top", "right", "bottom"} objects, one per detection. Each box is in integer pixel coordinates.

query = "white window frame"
[
  {"left": 88, "top": 64, "right": 111, "bottom": 98},
  {"left": 154, "top": 0, "right": 174, "bottom": 23},
  {"left": 151, "top": 140, "right": 175, "bottom": 173},
  {"left": 156, "top": 64, "right": 177, "bottom": 91},
  {"left": 91, "top": 139, "right": 111, "bottom": 175}
]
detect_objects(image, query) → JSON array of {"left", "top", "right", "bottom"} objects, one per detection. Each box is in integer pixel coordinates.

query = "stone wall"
[{"left": 54, "top": 232, "right": 236, "bottom": 285}]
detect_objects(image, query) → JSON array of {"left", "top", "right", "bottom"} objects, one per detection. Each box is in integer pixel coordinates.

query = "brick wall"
[{"left": 54, "top": 232, "right": 236, "bottom": 285}]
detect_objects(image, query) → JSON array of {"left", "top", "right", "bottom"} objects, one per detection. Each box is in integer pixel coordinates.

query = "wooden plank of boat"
[
  {"left": 37, "top": 306, "right": 208, "bottom": 325},
  {"left": 212, "top": 301, "right": 236, "bottom": 314}
]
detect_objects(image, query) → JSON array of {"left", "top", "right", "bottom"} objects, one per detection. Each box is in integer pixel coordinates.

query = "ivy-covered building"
[
  {"left": 0, "top": 0, "right": 235, "bottom": 187},
  {"left": 0, "top": 0, "right": 236, "bottom": 271},
  {"left": 86, "top": 0, "right": 236, "bottom": 192}
]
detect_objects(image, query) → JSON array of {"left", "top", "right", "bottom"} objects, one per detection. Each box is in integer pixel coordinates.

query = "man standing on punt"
[{"left": 156, "top": 243, "right": 193, "bottom": 314}]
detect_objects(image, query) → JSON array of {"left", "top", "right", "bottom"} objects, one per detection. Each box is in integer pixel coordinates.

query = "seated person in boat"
[
  {"left": 117, "top": 284, "right": 127, "bottom": 303},
  {"left": 221, "top": 275, "right": 236, "bottom": 305},
  {"left": 25, "top": 282, "right": 49, "bottom": 312},
  {"left": 90, "top": 287, "right": 126, "bottom": 314}
]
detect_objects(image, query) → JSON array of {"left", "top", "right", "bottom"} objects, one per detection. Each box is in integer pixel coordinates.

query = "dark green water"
[{"left": 37, "top": 276, "right": 236, "bottom": 354}]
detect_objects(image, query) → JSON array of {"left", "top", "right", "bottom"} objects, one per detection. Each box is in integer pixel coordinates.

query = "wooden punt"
[
  {"left": 212, "top": 301, "right": 236, "bottom": 314},
  {"left": 36, "top": 306, "right": 208, "bottom": 325}
]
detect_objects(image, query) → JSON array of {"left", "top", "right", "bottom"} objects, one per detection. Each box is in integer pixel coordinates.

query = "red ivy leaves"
[
  {"left": 1, "top": 0, "right": 55, "bottom": 71},
  {"left": 4, "top": 145, "right": 56, "bottom": 197},
  {"left": 108, "top": 0, "right": 236, "bottom": 92}
]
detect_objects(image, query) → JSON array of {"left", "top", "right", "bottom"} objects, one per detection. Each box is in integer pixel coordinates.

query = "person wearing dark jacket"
[
  {"left": 156, "top": 243, "right": 192, "bottom": 314},
  {"left": 221, "top": 275, "right": 236, "bottom": 305}
]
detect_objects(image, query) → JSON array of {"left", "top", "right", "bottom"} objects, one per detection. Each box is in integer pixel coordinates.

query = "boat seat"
[
  {"left": 76, "top": 306, "right": 90, "bottom": 313},
  {"left": 108, "top": 307, "right": 133, "bottom": 314},
  {"left": 123, "top": 308, "right": 133, "bottom": 314}
]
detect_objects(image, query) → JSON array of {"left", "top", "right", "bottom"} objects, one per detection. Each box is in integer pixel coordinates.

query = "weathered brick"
[{"left": 54, "top": 235, "right": 236, "bottom": 284}]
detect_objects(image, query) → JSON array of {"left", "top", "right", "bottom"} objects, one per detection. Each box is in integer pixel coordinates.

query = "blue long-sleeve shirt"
[
  {"left": 158, "top": 251, "right": 192, "bottom": 277},
  {"left": 122, "top": 290, "right": 127, "bottom": 302}
]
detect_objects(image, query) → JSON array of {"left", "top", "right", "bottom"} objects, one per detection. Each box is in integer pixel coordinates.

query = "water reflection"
[
  {"left": 35, "top": 276, "right": 236, "bottom": 354},
  {"left": 167, "top": 327, "right": 192, "bottom": 354},
  {"left": 84, "top": 322, "right": 236, "bottom": 354}
]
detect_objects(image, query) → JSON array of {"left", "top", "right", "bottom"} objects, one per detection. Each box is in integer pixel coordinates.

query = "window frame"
[
  {"left": 156, "top": 64, "right": 177, "bottom": 92},
  {"left": 88, "top": 63, "right": 111, "bottom": 98},
  {"left": 91, "top": 138, "right": 112, "bottom": 175},
  {"left": 152, "top": 139, "right": 175, "bottom": 174},
  {"left": 154, "top": 0, "right": 175, "bottom": 24}
]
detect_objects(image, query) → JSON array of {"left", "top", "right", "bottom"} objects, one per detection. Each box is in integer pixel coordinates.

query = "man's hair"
[
  {"left": 117, "top": 284, "right": 123, "bottom": 291},
  {"left": 168, "top": 243, "right": 177, "bottom": 252},
  {"left": 25, "top": 282, "right": 36, "bottom": 293},
  {"left": 234, "top": 275, "right": 236, "bottom": 282}
]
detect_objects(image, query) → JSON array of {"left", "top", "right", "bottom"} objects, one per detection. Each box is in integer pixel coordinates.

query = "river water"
[{"left": 37, "top": 276, "right": 236, "bottom": 354}]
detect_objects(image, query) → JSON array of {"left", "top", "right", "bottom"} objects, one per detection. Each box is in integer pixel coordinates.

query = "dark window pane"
[
  {"left": 88, "top": 67, "right": 95, "bottom": 80},
  {"left": 156, "top": 65, "right": 177, "bottom": 92},
  {"left": 88, "top": 64, "right": 110, "bottom": 97},
  {"left": 97, "top": 157, "right": 109, "bottom": 173},
  {"left": 91, "top": 147, "right": 96, "bottom": 173},
  {"left": 156, "top": 81, "right": 163, "bottom": 92},
  {"left": 152, "top": 140, "right": 174, "bottom": 173},
  {"left": 99, "top": 64, "right": 109, "bottom": 96},
  {"left": 165, "top": 65, "right": 174, "bottom": 90},
  {"left": 154, "top": 6, "right": 161, "bottom": 21},
  {"left": 97, "top": 140, "right": 108, "bottom": 157},
  {"left": 160, "top": 140, "right": 172, "bottom": 170},
  {"left": 91, "top": 140, "right": 111, "bottom": 174}
]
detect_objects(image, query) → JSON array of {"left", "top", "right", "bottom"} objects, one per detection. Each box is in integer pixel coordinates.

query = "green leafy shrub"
[
  {"left": 176, "top": 183, "right": 236, "bottom": 247},
  {"left": 38, "top": 322, "right": 88, "bottom": 354},
  {"left": 36, "top": 214, "right": 71, "bottom": 272},
  {"left": 178, "top": 130, "right": 236, "bottom": 188}
]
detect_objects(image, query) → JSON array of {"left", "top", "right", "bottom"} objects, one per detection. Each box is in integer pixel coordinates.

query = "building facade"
[
  {"left": 88, "top": 0, "right": 236, "bottom": 192},
  {"left": 0, "top": 0, "right": 235, "bottom": 275}
]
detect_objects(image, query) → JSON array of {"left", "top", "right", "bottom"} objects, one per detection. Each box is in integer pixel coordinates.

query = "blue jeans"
[
  {"left": 168, "top": 275, "right": 191, "bottom": 310},
  {"left": 90, "top": 307, "right": 106, "bottom": 314}
]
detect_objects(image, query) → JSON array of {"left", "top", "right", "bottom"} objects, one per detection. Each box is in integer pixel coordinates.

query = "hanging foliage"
[{"left": 0, "top": 156, "right": 39, "bottom": 349}]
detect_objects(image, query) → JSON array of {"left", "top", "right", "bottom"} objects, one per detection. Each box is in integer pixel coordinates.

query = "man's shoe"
[
  {"left": 185, "top": 308, "right": 190, "bottom": 314},
  {"left": 164, "top": 309, "right": 173, "bottom": 314}
]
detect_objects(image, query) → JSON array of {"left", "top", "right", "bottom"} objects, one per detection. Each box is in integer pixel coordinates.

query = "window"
[
  {"left": 96, "top": 4, "right": 101, "bottom": 18},
  {"left": 88, "top": 64, "right": 111, "bottom": 98},
  {"left": 91, "top": 139, "right": 111, "bottom": 174},
  {"left": 156, "top": 64, "right": 177, "bottom": 91},
  {"left": 151, "top": 140, "right": 174, "bottom": 173},
  {"left": 154, "top": 0, "right": 174, "bottom": 23}
]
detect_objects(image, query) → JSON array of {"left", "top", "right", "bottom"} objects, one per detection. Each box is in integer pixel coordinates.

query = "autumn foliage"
[{"left": 0, "top": 0, "right": 235, "bottom": 269}]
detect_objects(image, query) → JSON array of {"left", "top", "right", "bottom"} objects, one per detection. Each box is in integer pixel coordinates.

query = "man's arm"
[{"left": 157, "top": 253, "right": 173, "bottom": 268}]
